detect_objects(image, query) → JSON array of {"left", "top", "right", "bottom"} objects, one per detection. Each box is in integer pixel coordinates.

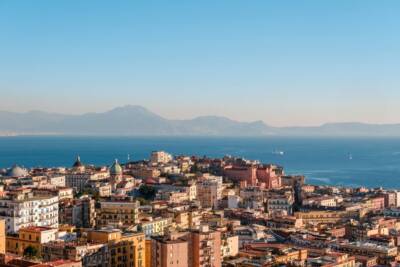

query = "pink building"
[
  {"left": 151, "top": 232, "right": 189, "bottom": 267},
  {"left": 371, "top": 197, "right": 385, "bottom": 210},
  {"left": 224, "top": 164, "right": 282, "bottom": 188},
  {"left": 224, "top": 165, "right": 257, "bottom": 186},
  {"left": 256, "top": 165, "right": 282, "bottom": 189}
]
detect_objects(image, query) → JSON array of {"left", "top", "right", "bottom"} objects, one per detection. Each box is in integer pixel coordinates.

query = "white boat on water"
[{"left": 272, "top": 150, "right": 284, "bottom": 155}]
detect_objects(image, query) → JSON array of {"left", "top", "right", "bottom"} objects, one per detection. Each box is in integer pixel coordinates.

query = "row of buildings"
[{"left": 0, "top": 151, "right": 400, "bottom": 266}]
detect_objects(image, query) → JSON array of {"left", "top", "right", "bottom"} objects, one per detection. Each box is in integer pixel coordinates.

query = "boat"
[{"left": 272, "top": 150, "right": 284, "bottom": 155}]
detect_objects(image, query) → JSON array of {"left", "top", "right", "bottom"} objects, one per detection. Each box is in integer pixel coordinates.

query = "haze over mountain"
[{"left": 1, "top": 105, "right": 400, "bottom": 137}]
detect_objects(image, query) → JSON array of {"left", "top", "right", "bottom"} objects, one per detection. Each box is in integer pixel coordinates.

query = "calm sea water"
[{"left": 1, "top": 136, "right": 400, "bottom": 189}]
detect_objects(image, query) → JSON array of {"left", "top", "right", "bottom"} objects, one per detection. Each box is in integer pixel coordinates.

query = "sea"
[{"left": 1, "top": 136, "right": 400, "bottom": 189}]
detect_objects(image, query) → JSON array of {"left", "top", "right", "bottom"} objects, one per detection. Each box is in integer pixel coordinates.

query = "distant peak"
[
  {"left": 109, "top": 105, "right": 148, "bottom": 112},
  {"left": 192, "top": 115, "right": 236, "bottom": 122},
  {"left": 103, "top": 105, "right": 166, "bottom": 121},
  {"left": 106, "top": 105, "right": 158, "bottom": 116}
]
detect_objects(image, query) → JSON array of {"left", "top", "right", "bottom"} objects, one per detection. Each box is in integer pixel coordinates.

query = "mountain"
[
  {"left": 1, "top": 105, "right": 400, "bottom": 136},
  {"left": 0, "top": 105, "right": 272, "bottom": 136}
]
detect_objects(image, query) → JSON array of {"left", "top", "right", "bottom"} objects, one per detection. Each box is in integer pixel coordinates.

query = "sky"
[{"left": 0, "top": 1, "right": 399, "bottom": 127}]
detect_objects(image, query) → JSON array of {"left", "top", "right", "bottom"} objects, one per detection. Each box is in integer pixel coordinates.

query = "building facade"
[{"left": 0, "top": 190, "right": 58, "bottom": 233}]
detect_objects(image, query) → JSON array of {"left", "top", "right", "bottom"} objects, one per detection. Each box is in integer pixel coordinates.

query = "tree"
[
  {"left": 23, "top": 245, "right": 39, "bottom": 259},
  {"left": 138, "top": 185, "right": 156, "bottom": 200},
  {"left": 136, "top": 197, "right": 150, "bottom": 205}
]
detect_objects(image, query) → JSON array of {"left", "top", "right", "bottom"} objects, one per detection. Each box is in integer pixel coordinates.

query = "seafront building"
[{"left": 2, "top": 152, "right": 400, "bottom": 266}]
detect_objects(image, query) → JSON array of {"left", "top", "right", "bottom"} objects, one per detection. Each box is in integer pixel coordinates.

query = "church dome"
[
  {"left": 6, "top": 164, "right": 28, "bottom": 177},
  {"left": 73, "top": 155, "right": 83, "bottom": 167},
  {"left": 110, "top": 159, "right": 123, "bottom": 176}
]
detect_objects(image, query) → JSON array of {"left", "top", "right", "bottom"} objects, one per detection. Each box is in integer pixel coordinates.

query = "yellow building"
[
  {"left": 221, "top": 235, "right": 239, "bottom": 258},
  {"left": 294, "top": 210, "right": 357, "bottom": 224},
  {"left": 59, "top": 224, "right": 76, "bottom": 233},
  {"left": 87, "top": 228, "right": 145, "bottom": 267},
  {"left": 188, "top": 210, "right": 201, "bottom": 229},
  {"left": 274, "top": 248, "right": 308, "bottom": 264},
  {"left": 139, "top": 217, "right": 171, "bottom": 238},
  {"left": 96, "top": 200, "right": 140, "bottom": 228},
  {"left": 0, "top": 220, "right": 5, "bottom": 254},
  {"left": 6, "top": 226, "right": 57, "bottom": 256},
  {"left": 174, "top": 212, "right": 189, "bottom": 229}
]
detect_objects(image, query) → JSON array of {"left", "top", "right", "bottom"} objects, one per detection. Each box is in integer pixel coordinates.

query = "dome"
[
  {"left": 73, "top": 155, "right": 83, "bottom": 167},
  {"left": 6, "top": 164, "right": 28, "bottom": 177},
  {"left": 110, "top": 159, "right": 123, "bottom": 176}
]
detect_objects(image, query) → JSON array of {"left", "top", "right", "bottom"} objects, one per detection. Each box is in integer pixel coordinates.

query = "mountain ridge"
[{"left": 1, "top": 105, "right": 400, "bottom": 137}]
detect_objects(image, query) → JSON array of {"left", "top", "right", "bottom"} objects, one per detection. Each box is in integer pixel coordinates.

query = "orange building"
[
  {"left": 0, "top": 220, "right": 5, "bottom": 255},
  {"left": 239, "top": 243, "right": 307, "bottom": 265},
  {"left": 6, "top": 227, "right": 57, "bottom": 256},
  {"left": 191, "top": 225, "right": 221, "bottom": 267},
  {"left": 145, "top": 240, "right": 152, "bottom": 267},
  {"left": 87, "top": 228, "right": 145, "bottom": 267}
]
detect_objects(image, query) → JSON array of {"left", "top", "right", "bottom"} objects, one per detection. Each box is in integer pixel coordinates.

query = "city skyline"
[
  {"left": 2, "top": 2, "right": 400, "bottom": 267},
  {"left": 1, "top": 1, "right": 400, "bottom": 126}
]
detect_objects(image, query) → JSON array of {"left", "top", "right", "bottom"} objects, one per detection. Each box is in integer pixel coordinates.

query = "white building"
[
  {"left": 150, "top": 151, "right": 173, "bottom": 164},
  {"left": 0, "top": 190, "right": 59, "bottom": 233},
  {"left": 302, "top": 196, "right": 342, "bottom": 207},
  {"left": 187, "top": 182, "right": 197, "bottom": 201},
  {"left": 47, "top": 175, "right": 66, "bottom": 187},
  {"left": 65, "top": 171, "right": 108, "bottom": 192},
  {"left": 158, "top": 164, "right": 181, "bottom": 174},
  {"left": 395, "top": 191, "right": 400, "bottom": 207},
  {"left": 267, "top": 192, "right": 294, "bottom": 215}
]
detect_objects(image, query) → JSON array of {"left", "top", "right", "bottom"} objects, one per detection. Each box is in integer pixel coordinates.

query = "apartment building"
[
  {"left": 196, "top": 176, "right": 223, "bottom": 209},
  {"left": 151, "top": 151, "right": 173, "bottom": 164},
  {"left": 65, "top": 171, "right": 108, "bottom": 192},
  {"left": 190, "top": 225, "right": 221, "bottom": 267},
  {"left": 0, "top": 189, "right": 58, "bottom": 233},
  {"left": 6, "top": 226, "right": 57, "bottom": 256},
  {"left": 151, "top": 232, "right": 189, "bottom": 267},
  {"left": 87, "top": 228, "right": 146, "bottom": 267},
  {"left": 96, "top": 200, "right": 140, "bottom": 228}
]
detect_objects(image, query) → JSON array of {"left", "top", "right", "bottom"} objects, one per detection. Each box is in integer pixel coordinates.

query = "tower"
[
  {"left": 72, "top": 155, "right": 85, "bottom": 172},
  {"left": 110, "top": 159, "right": 123, "bottom": 190}
]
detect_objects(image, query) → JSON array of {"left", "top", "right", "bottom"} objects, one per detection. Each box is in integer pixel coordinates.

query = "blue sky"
[{"left": 0, "top": 1, "right": 399, "bottom": 126}]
